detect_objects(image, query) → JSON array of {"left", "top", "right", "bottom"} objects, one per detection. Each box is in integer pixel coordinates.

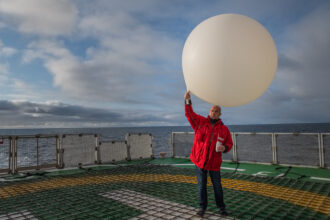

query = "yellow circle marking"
[{"left": 0, "top": 174, "right": 329, "bottom": 215}]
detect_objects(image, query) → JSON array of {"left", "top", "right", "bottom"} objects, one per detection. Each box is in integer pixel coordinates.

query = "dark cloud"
[
  {"left": 277, "top": 54, "right": 301, "bottom": 71},
  {"left": 0, "top": 100, "right": 18, "bottom": 110},
  {"left": 0, "top": 100, "right": 183, "bottom": 128}
]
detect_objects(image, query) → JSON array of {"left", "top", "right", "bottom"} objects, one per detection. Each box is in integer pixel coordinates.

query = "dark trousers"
[{"left": 196, "top": 166, "right": 225, "bottom": 210}]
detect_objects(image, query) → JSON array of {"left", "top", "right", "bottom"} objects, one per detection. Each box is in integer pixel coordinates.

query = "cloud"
[
  {"left": 0, "top": 62, "right": 8, "bottom": 74},
  {"left": 0, "top": 39, "right": 17, "bottom": 57},
  {"left": 0, "top": 61, "right": 49, "bottom": 102},
  {"left": 261, "top": 3, "right": 330, "bottom": 116},
  {"left": 0, "top": 21, "right": 6, "bottom": 28},
  {"left": 22, "top": 3, "right": 182, "bottom": 105},
  {"left": 277, "top": 5, "right": 330, "bottom": 99},
  {"left": 0, "top": 0, "right": 78, "bottom": 36},
  {"left": 0, "top": 100, "right": 183, "bottom": 128},
  {"left": 222, "top": 4, "right": 330, "bottom": 125},
  {"left": 207, "top": 4, "right": 330, "bottom": 125},
  {"left": 2, "top": 0, "right": 330, "bottom": 127},
  {"left": 0, "top": 62, "right": 9, "bottom": 85}
]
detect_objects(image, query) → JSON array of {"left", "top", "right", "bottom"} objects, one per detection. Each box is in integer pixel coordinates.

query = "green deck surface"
[
  {"left": 5, "top": 158, "right": 330, "bottom": 182},
  {"left": 0, "top": 158, "right": 329, "bottom": 220},
  {"left": 124, "top": 158, "right": 330, "bottom": 182}
]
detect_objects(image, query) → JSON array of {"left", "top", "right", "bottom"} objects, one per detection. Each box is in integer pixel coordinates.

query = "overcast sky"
[{"left": 0, "top": 0, "right": 329, "bottom": 128}]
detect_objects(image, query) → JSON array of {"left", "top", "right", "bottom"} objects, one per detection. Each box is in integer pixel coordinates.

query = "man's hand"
[
  {"left": 216, "top": 144, "right": 226, "bottom": 153},
  {"left": 184, "top": 91, "right": 191, "bottom": 100}
]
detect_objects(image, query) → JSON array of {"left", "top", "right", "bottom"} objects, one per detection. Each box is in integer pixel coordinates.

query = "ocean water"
[{"left": 0, "top": 123, "right": 330, "bottom": 160}]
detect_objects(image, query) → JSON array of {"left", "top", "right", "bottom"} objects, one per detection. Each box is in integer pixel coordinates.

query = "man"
[{"left": 184, "top": 91, "right": 233, "bottom": 217}]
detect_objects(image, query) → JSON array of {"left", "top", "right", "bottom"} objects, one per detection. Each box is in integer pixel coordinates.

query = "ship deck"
[{"left": 0, "top": 158, "right": 329, "bottom": 220}]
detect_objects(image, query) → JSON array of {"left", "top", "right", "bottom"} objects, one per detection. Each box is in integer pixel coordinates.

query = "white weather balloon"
[{"left": 182, "top": 14, "right": 277, "bottom": 107}]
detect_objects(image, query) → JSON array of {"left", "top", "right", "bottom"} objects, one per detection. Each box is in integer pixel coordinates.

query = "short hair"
[{"left": 211, "top": 105, "right": 221, "bottom": 112}]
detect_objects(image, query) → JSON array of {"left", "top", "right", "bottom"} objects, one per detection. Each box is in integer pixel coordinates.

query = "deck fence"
[
  {"left": 1, "top": 132, "right": 329, "bottom": 174},
  {"left": 0, "top": 133, "right": 153, "bottom": 174},
  {"left": 0, "top": 137, "right": 10, "bottom": 174},
  {"left": 171, "top": 132, "right": 329, "bottom": 168}
]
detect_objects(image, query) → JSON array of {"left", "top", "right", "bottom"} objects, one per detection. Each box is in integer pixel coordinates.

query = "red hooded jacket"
[{"left": 185, "top": 102, "right": 233, "bottom": 171}]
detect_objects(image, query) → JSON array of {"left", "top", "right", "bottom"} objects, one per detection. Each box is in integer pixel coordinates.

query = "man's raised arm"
[{"left": 184, "top": 91, "right": 202, "bottom": 130}]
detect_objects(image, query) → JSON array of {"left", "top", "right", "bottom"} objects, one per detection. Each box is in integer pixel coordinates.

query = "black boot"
[
  {"left": 197, "top": 208, "right": 205, "bottom": 217},
  {"left": 220, "top": 207, "right": 228, "bottom": 216}
]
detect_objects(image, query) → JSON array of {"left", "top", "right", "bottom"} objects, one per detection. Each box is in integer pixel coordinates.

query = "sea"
[{"left": 1, "top": 123, "right": 330, "bottom": 159}]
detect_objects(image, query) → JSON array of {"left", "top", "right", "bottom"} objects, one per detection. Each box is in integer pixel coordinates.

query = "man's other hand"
[{"left": 216, "top": 144, "right": 226, "bottom": 153}]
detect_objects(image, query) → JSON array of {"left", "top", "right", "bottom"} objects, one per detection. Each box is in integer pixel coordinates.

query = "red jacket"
[{"left": 185, "top": 102, "right": 233, "bottom": 171}]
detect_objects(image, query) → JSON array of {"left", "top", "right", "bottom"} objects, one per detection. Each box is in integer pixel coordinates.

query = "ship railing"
[
  {"left": 171, "top": 132, "right": 330, "bottom": 168},
  {"left": 2, "top": 131, "right": 328, "bottom": 174},
  {"left": 0, "top": 133, "right": 153, "bottom": 174}
]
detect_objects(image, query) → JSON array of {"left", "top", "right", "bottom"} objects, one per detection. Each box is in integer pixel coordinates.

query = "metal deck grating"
[{"left": 0, "top": 164, "right": 329, "bottom": 220}]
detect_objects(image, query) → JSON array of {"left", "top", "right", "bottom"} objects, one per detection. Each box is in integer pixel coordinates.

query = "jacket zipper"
[{"left": 202, "top": 124, "right": 214, "bottom": 170}]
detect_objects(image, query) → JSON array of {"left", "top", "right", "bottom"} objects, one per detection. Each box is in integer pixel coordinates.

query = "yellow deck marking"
[{"left": 0, "top": 174, "right": 329, "bottom": 215}]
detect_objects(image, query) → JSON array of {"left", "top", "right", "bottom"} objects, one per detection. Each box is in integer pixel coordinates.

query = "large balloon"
[{"left": 182, "top": 14, "right": 277, "bottom": 107}]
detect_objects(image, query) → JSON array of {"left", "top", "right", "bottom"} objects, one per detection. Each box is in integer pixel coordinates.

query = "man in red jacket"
[{"left": 184, "top": 91, "right": 233, "bottom": 217}]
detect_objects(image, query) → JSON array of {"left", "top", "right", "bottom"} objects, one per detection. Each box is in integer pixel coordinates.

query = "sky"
[{"left": 0, "top": 0, "right": 329, "bottom": 128}]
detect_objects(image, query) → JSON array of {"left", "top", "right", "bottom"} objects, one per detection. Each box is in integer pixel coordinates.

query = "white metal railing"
[
  {"left": 1, "top": 131, "right": 328, "bottom": 174},
  {"left": 0, "top": 133, "right": 153, "bottom": 174},
  {"left": 0, "top": 135, "right": 59, "bottom": 174},
  {"left": 171, "top": 132, "right": 330, "bottom": 168}
]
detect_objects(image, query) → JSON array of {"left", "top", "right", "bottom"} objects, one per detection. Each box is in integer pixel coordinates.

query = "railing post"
[
  {"left": 55, "top": 136, "right": 58, "bottom": 168},
  {"left": 232, "top": 132, "right": 238, "bottom": 162},
  {"left": 36, "top": 136, "right": 40, "bottom": 170},
  {"left": 8, "top": 137, "right": 12, "bottom": 174},
  {"left": 10, "top": 137, "right": 14, "bottom": 174},
  {"left": 13, "top": 137, "right": 18, "bottom": 174},
  {"left": 126, "top": 133, "right": 131, "bottom": 161},
  {"left": 272, "top": 133, "right": 278, "bottom": 164},
  {"left": 171, "top": 132, "right": 175, "bottom": 158},
  {"left": 95, "top": 134, "right": 100, "bottom": 164},
  {"left": 318, "top": 133, "right": 325, "bottom": 168},
  {"left": 56, "top": 135, "right": 64, "bottom": 169}
]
